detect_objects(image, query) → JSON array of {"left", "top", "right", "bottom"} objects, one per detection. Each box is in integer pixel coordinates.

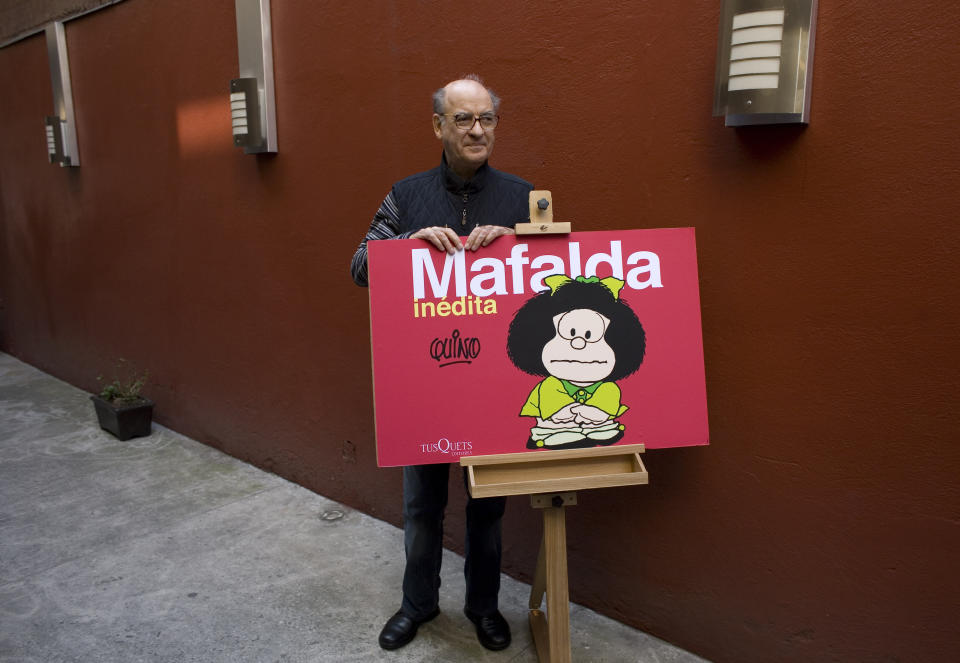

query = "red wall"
[{"left": 1, "top": 1, "right": 958, "bottom": 661}]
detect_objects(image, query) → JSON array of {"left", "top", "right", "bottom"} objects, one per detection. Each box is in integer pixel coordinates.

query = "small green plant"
[{"left": 97, "top": 358, "right": 149, "bottom": 405}]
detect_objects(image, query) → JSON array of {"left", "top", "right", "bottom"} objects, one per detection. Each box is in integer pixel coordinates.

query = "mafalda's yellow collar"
[{"left": 543, "top": 274, "right": 625, "bottom": 300}]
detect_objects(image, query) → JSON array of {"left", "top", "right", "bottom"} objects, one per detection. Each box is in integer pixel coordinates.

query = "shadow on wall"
[{"left": 734, "top": 124, "right": 807, "bottom": 157}]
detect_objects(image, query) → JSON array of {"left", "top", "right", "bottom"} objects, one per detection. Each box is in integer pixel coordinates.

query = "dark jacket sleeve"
[{"left": 350, "top": 190, "right": 414, "bottom": 287}]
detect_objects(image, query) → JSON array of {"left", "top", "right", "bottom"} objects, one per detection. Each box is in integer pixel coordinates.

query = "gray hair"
[{"left": 432, "top": 74, "right": 502, "bottom": 117}]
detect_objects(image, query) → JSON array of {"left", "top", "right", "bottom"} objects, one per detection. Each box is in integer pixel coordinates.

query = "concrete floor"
[{"left": 0, "top": 352, "right": 709, "bottom": 663}]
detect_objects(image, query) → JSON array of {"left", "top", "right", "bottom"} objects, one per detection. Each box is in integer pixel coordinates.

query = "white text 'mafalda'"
[{"left": 411, "top": 241, "right": 663, "bottom": 300}]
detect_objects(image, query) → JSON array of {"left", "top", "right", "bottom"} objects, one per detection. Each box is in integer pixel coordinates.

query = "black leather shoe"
[
  {"left": 378, "top": 608, "right": 439, "bottom": 650},
  {"left": 464, "top": 608, "right": 511, "bottom": 651}
]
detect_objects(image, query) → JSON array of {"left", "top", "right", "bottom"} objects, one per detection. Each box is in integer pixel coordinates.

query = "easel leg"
[
  {"left": 529, "top": 536, "right": 549, "bottom": 658},
  {"left": 544, "top": 505, "right": 571, "bottom": 663},
  {"left": 530, "top": 536, "right": 547, "bottom": 610},
  {"left": 528, "top": 501, "right": 571, "bottom": 663}
]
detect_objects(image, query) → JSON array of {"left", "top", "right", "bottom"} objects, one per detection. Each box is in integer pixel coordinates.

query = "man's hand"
[
  {"left": 410, "top": 226, "right": 463, "bottom": 254},
  {"left": 464, "top": 225, "right": 514, "bottom": 251}
]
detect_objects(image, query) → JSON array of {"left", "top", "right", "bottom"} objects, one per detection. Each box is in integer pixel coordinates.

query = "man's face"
[{"left": 433, "top": 80, "right": 495, "bottom": 178}]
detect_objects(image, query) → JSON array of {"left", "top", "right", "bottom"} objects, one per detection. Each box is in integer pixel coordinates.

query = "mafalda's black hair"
[{"left": 507, "top": 279, "right": 646, "bottom": 382}]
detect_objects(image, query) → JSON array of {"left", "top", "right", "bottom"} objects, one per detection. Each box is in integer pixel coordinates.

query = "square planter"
[{"left": 91, "top": 395, "right": 154, "bottom": 441}]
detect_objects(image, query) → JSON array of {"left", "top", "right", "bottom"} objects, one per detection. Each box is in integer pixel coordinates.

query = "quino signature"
[{"left": 430, "top": 329, "right": 480, "bottom": 368}]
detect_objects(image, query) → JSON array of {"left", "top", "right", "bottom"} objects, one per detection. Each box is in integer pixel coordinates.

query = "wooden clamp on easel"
[
  {"left": 461, "top": 444, "right": 648, "bottom": 662},
  {"left": 515, "top": 190, "right": 571, "bottom": 235}
]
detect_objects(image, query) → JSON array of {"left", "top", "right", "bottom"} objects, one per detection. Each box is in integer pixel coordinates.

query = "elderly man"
[{"left": 351, "top": 76, "right": 532, "bottom": 651}]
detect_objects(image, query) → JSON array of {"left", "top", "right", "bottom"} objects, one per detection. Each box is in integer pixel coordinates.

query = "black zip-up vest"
[{"left": 391, "top": 155, "right": 533, "bottom": 235}]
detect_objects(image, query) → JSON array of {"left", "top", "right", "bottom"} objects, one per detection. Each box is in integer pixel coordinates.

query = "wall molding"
[{"left": 0, "top": 0, "right": 127, "bottom": 48}]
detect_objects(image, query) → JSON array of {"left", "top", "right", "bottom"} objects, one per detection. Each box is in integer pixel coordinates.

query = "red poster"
[{"left": 367, "top": 228, "right": 708, "bottom": 467}]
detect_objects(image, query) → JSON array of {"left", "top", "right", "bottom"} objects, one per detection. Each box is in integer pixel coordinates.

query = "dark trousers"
[{"left": 400, "top": 464, "right": 507, "bottom": 620}]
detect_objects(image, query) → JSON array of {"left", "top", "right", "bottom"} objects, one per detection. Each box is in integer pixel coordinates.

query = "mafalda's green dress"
[{"left": 520, "top": 376, "right": 626, "bottom": 448}]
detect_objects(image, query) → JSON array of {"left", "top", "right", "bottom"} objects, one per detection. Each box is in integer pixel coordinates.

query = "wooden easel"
[
  {"left": 460, "top": 444, "right": 648, "bottom": 663},
  {"left": 463, "top": 195, "right": 647, "bottom": 661}
]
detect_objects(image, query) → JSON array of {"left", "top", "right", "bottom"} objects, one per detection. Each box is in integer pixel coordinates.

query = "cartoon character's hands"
[
  {"left": 411, "top": 226, "right": 463, "bottom": 254},
  {"left": 549, "top": 403, "right": 579, "bottom": 423},
  {"left": 464, "top": 225, "right": 514, "bottom": 251},
  {"left": 570, "top": 404, "right": 610, "bottom": 425}
]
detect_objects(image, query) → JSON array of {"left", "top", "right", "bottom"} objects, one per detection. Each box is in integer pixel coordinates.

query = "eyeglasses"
[{"left": 441, "top": 112, "right": 499, "bottom": 131}]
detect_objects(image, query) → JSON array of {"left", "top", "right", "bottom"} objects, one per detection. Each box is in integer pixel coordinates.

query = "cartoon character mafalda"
[{"left": 506, "top": 275, "right": 646, "bottom": 450}]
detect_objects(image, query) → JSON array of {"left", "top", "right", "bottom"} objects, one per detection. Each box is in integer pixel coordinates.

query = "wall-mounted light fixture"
[
  {"left": 45, "top": 21, "right": 80, "bottom": 166},
  {"left": 230, "top": 0, "right": 277, "bottom": 153},
  {"left": 713, "top": 0, "right": 818, "bottom": 126}
]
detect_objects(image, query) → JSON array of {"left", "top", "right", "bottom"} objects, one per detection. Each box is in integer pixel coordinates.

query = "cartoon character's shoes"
[
  {"left": 527, "top": 435, "right": 590, "bottom": 449},
  {"left": 527, "top": 427, "right": 625, "bottom": 450},
  {"left": 587, "top": 429, "right": 625, "bottom": 446}
]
